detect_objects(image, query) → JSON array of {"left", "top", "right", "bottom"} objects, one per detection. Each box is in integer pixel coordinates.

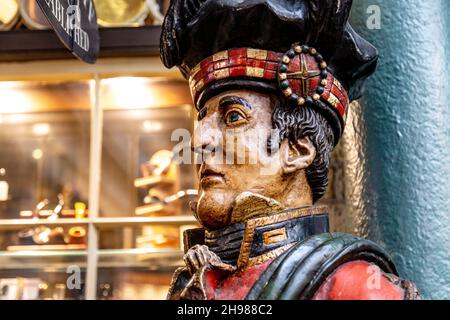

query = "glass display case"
[
  {"left": 0, "top": 0, "right": 196, "bottom": 301},
  {"left": 0, "top": 75, "right": 198, "bottom": 299}
]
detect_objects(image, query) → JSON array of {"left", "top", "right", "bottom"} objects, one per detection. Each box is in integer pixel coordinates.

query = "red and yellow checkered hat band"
[
  {"left": 189, "top": 47, "right": 349, "bottom": 123},
  {"left": 189, "top": 48, "right": 282, "bottom": 102}
]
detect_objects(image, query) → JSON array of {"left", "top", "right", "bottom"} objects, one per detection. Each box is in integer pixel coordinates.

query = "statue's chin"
[{"left": 196, "top": 189, "right": 234, "bottom": 230}]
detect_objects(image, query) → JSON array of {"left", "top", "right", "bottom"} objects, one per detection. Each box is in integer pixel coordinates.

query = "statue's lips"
[{"left": 200, "top": 167, "right": 225, "bottom": 187}]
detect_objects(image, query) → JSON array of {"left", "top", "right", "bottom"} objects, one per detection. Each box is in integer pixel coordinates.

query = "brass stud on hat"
[
  {"left": 297, "top": 97, "right": 306, "bottom": 106},
  {"left": 283, "top": 88, "right": 293, "bottom": 97}
]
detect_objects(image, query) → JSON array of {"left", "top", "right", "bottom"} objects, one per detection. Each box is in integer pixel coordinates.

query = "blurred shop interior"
[{"left": 0, "top": 0, "right": 201, "bottom": 300}]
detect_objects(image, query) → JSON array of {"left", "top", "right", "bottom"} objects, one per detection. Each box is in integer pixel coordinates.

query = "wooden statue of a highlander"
[{"left": 160, "top": 0, "right": 419, "bottom": 300}]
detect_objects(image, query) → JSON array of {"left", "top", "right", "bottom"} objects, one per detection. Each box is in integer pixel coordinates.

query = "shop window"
[{"left": 0, "top": 77, "right": 198, "bottom": 299}]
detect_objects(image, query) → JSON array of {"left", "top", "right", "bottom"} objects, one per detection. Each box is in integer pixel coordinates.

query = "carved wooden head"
[{"left": 160, "top": 0, "right": 378, "bottom": 230}]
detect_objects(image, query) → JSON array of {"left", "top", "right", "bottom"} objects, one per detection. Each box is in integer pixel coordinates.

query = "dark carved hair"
[{"left": 269, "top": 99, "right": 335, "bottom": 203}]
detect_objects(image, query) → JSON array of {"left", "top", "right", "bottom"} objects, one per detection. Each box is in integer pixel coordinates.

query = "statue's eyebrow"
[
  {"left": 197, "top": 96, "right": 252, "bottom": 121},
  {"left": 218, "top": 96, "right": 252, "bottom": 111}
]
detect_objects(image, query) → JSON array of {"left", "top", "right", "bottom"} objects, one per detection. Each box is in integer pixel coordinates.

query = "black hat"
[{"left": 160, "top": 0, "right": 378, "bottom": 143}]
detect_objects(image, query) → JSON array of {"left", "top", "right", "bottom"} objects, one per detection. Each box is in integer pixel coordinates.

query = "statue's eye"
[{"left": 225, "top": 110, "right": 245, "bottom": 125}]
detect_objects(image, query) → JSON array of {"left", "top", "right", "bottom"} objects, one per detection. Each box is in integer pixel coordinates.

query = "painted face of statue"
[{"left": 191, "top": 90, "right": 317, "bottom": 230}]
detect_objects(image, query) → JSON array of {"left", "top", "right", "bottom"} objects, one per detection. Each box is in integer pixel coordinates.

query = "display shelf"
[
  {"left": 134, "top": 176, "right": 175, "bottom": 188},
  {"left": 0, "top": 248, "right": 183, "bottom": 271},
  {"left": 0, "top": 218, "right": 89, "bottom": 231},
  {"left": 7, "top": 244, "right": 87, "bottom": 252},
  {"left": 0, "top": 216, "right": 198, "bottom": 231},
  {"left": 94, "top": 216, "right": 198, "bottom": 229},
  {"left": 0, "top": 249, "right": 87, "bottom": 271},
  {"left": 97, "top": 248, "right": 183, "bottom": 270}
]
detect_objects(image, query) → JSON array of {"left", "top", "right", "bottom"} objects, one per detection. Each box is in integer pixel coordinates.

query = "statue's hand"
[
  {"left": 184, "top": 244, "right": 236, "bottom": 275},
  {"left": 180, "top": 245, "right": 236, "bottom": 300}
]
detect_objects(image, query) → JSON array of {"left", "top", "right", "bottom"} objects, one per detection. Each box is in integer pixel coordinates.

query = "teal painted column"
[{"left": 349, "top": 0, "right": 450, "bottom": 299}]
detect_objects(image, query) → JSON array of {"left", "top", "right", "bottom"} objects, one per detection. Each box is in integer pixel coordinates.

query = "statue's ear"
[{"left": 280, "top": 137, "right": 316, "bottom": 175}]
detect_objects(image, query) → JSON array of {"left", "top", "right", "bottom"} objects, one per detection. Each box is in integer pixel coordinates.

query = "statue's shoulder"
[
  {"left": 313, "top": 260, "right": 420, "bottom": 300},
  {"left": 245, "top": 233, "right": 413, "bottom": 300}
]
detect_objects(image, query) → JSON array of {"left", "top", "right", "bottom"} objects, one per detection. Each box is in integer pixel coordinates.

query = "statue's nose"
[{"left": 191, "top": 120, "right": 221, "bottom": 155}]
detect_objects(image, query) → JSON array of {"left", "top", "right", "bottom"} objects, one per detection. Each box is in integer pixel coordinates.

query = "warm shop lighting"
[
  {"left": 1, "top": 80, "right": 91, "bottom": 113},
  {"left": 100, "top": 77, "right": 191, "bottom": 110},
  {"left": 142, "top": 120, "right": 163, "bottom": 132},
  {"left": 0, "top": 82, "right": 36, "bottom": 114},
  {"left": 0, "top": 0, "right": 18, "bottom": 24},
  {"left": 32, "top": 123, "right": 51, "bottom": 136},
  {"left": 32, "top": 148, "right": 43, "bottom": 160},
  {"left": 101, "top": 77, "right": 161, "bottom": 109},
  {"left": 0, "top": 78, "right": 192, "bottom": 113}
]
